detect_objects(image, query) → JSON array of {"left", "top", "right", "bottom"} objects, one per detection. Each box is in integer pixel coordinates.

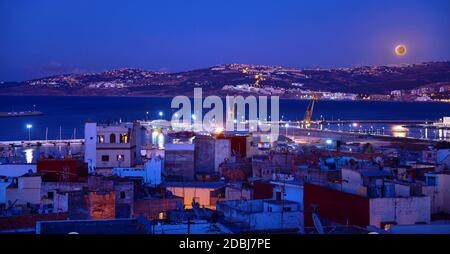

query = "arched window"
[
  {"left": 120, "top": 133, "right": 128, "bottom": 143},
  {"left": 97, "top": 135, "right": 105, "bottom": 144},
  {"left": 110, "top": 133, "right": 116, "bottom": 143}
]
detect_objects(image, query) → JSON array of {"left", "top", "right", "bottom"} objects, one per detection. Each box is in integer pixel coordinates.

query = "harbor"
[
  {"left": 0, "top": 110, "right": 43, "bottom": 118},
  {"left": 0, "top": 139, "right": 84, "bottom": 147},
  {"left": 0, "top": 104, "right": 43, "bottom": 118}
]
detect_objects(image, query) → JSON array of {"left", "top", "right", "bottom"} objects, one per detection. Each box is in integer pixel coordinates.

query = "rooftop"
[
  {"left": 359, "top": 170, "right": 393, "bottom": 177},
  {"left": 264, "top": 200, "right": 299, "bottom": 205},
  {"left": 162, "top": 181, "right": 226, "bottom": 189},
  {"left": 36, "top": 218, "right": 146, "bottom": 234}
]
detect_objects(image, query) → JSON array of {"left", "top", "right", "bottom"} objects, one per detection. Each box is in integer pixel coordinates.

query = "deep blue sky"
[{"left": 1, "top": 0, "right": 449, "bottom": 81}]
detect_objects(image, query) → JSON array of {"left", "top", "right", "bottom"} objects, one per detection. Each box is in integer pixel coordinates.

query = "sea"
[{"left": 0, "top": 96, "right": 449, "bottom": 142}]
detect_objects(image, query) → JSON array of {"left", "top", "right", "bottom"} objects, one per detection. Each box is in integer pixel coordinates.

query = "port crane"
[{"left": 303, "top": 95, "right": 318, "bottom": 127}]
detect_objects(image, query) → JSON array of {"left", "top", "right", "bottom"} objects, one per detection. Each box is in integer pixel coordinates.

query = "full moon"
[{"left": 395, "top": 44, "right": 407, "bottom": 56}]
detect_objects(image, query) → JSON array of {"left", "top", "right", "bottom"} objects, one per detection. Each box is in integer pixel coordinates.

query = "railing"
[{"left": 0, "top": 139, "right": 84, "bottom": 146}]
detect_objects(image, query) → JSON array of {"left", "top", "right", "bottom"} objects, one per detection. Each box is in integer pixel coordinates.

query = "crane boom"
[{"left": 304, "top": 95, "right": 318, "bottom": 126}]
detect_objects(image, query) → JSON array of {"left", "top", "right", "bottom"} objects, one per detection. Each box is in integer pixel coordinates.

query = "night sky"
[{"left": 1, "top": 0, "right": 449, "bottom": 81}]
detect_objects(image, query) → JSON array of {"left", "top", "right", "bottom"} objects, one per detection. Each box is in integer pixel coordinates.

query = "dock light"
[
  {"left": 158, "top": 111, "right": 163, "bottom": 119},
  {"left": 352, "top": 123, "right": 358, "bottom": 127},
  {"left": 215, "top": 127, "right": 224, "bottom": 134},
  {"left": 285, "top": 123, "right": 290, "bottom": 128},
  {"left": 326, "top": 139, "right": 333, "bottom": 145},
  {"left": 392, "top": 125, "right": 408, "bottom": 132},
  {"left": 191, "top": 114, "right": 196, "bottom": 120},
  {"left": 26, "top": 124, "right": 32, "bottom": 141}
]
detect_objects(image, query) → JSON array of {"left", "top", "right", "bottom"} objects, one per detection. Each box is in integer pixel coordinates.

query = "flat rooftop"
[
  {"left": 264, "top": 200, "right": 299, "bottom": 205},
  {"left": 36, "top": 218, "right": 146, "bottom": 234},
  {"left": 162, "top": 181, "right": 226, "bottom": 189}
]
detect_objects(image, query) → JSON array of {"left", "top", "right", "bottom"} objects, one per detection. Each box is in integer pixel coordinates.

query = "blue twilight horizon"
[{"left": 0, "top": 0, "right": 449, "bottom": 81}]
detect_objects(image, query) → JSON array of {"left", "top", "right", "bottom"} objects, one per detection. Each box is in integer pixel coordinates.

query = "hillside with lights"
[{"left": 0, "top": 61, "right": 449, "bottom": 101}]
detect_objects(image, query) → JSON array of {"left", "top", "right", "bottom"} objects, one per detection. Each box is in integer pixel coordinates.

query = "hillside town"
[
  {"left": 2, "top": 62, "right": 450, "bottom": 102},
  {"left": 1, "top": 115, "right": 450, "bottom": 234}
]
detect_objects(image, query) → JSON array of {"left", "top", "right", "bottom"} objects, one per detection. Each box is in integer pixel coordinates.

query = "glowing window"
[
  {"left": 120, "top": 133, "right": 129, "bottom": 143},
  {"left": 97, "top": 135, "right": 105, "bottom": 144}
]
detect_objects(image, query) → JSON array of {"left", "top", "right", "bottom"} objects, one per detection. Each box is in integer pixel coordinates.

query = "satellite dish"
[{"left": 312, "top": 213, "right": 325, "bottom": 234}]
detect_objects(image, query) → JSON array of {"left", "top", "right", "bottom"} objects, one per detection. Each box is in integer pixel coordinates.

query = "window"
[
  {"left": 120, "top": 191, "right": 126, "bottom": 199},
  {"left": 101, "top": 155, "right": 109, "bottom": 162},
  {"left": 117, "top": 154, "right": 125, "bottom": 161},
  {"left": 110, "top": 133, "right": 116, "bottom": 143},
  {"left": 47, "top": 191, "right": 54, "bottom": 200},
  {"left": 120, "top": 133, "right": 129, "bottom": 143},
  {"left": 283, "top": 207, "right": 292, "bottom": 212},
  {"left": 97, "top": 135, "right": 105, "bottom": 144}
]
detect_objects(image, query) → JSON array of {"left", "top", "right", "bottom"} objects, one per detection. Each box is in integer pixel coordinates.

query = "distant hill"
[{"left": 1, "top": 61, "right": 449, "bottom": 98}]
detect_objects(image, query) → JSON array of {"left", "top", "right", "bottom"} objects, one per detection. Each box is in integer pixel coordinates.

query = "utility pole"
[
  {"left": 187, "top": 217, "right": 191, "bottom": 234},
  {"left": 26, "top": 124, "right": 32, "bottom": 141}
]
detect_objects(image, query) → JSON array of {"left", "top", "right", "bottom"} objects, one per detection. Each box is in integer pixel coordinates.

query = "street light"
[
  {"left": 26, "top": 124, "right": 32, "bottom": 141},
  {"left": 158, "top": 111, "right": 163, "bottom": 118}
]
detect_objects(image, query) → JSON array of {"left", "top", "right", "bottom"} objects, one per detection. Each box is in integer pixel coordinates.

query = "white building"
[
  {"left": 5, "top": 174, "right": 41, "bottom": 206},
  {"left": 0, "top": 164, "right": 37, "bottom": 177},
  {"left": 112, "top": 156, "right": 163, "bottom": 187},
  {"left": 0, "top": 178, "right": 12, "bottom": 205},
  {"left": 217, "top": 199, "right": 302, "bottom": 232},
  {"left": 84, "top": 122, "right": 97, "bottom": 173},
  {"left": 270, "top": 180, "right": 304, "bottom": 210},
  {"left": 84, "top": 122, "right": 138, "bottom": 175},
  {"left": 422, "top": 173, "right": 450, "bottom": 214}
]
